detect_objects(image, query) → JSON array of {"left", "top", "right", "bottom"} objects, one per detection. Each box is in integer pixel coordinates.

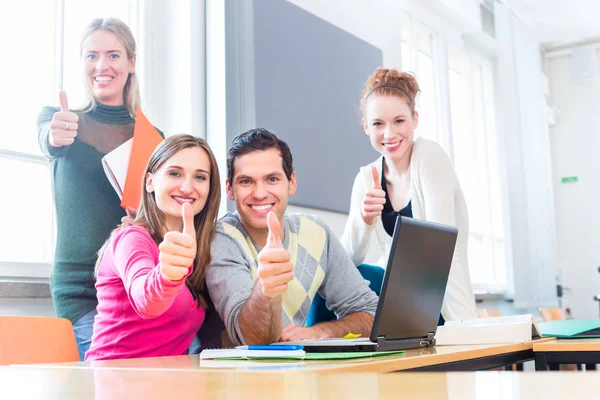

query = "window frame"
[
  {"left": 399, "top": 12, "right": 511, "bottom": 294},
  {"left": 0, "top": 150, "right": 55, "bottom": 277},
  {"left": 0, "top": 0, "right": 135, "bottom": 278},
  {"left": 447, "top": 43, "right": 511, "bottom": 293}
]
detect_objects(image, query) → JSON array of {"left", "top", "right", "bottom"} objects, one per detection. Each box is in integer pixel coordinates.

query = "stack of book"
[{"left": 435, "top": 314, "right": 541, "bottom": 345}]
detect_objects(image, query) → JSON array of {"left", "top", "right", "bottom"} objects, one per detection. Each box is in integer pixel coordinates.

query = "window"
[
  {"left": 399, "top": 13, "right": 510, "bottom": 292},
  {"left": 448, "top": 43, "right": 507, "bottom": 290},
  {"left": 0, "top": 1, "right": 130, "bottom": 276},
  {"left": 400, "top": 21, "right": 439, "bottom": 144}
]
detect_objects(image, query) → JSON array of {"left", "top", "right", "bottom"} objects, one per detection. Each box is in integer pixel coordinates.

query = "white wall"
[
  {"left": 546, "top": 50, "right": 600, "bottom": 319},
  {"left": 137, "top": 0, "right": 205, "bottom": 137}
]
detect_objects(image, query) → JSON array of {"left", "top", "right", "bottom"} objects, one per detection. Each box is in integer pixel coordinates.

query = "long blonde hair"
[
  {"left": 79, "top": 18, "right": 140, "bottom": 119},
  {"left": 95, "top": 135, "right": 221, "bottom": 308}
]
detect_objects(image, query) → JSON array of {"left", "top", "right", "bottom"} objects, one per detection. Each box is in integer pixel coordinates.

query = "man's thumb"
[
  {"left": 181, "top": 203, "right": 196, "bottom": 237},
  {"left": 59, "top": 90, "right": 69, "bottom": 112},
  {"left": 266, "top": 212, "right": 282, "bottom": 248}
]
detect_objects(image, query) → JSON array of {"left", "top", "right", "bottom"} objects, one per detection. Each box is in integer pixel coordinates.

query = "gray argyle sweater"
[{"left": 206, "top": 211, "right": 378, "bottom": 345}]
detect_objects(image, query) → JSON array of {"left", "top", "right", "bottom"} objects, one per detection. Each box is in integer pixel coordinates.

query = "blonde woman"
[{"left": 36, "top": 18, "right": 159, "bottom": 359}]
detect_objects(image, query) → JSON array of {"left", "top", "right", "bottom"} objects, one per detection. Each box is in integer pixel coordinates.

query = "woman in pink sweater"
[{"left": 86, "top": 134, "right": 221, "bottom": 360}]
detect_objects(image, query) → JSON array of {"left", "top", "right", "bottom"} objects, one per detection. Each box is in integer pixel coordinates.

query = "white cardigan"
[{"left": 341, "top": 138, "right": 476, "bottom": 321}]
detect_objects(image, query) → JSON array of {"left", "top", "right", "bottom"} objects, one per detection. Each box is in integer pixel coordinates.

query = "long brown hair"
[{"left": 96, "top": 134, "right": 221, "bottom": 308}]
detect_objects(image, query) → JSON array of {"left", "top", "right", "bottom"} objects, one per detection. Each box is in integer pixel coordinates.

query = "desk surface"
[
  {"left": 534, "top": 338, "right": 600, "bottom": 352},
  {"left": 29, "top": 339, "right": 551, "bottom": 373},
  {"left": 2, "top": 368, "right": 600, "bottom": 399}
]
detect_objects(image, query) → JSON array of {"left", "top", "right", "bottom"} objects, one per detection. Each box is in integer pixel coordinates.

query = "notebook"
[
  {"left": 271, "top": 216, "right": 458, "bottom": 353},
  {"left": 435, "top": 314, "right": 541, "bottom": 345},
  {"left": 539, "top": 320, "right": 600, "bottom": 338},
  {"left": 199, "top": 348, "right": 404, "bottom": 360},
  {"left": 200, "top": 349, "right": 305, "bottom": 360}
]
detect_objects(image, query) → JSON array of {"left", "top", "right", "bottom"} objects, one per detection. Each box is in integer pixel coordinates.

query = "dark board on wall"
[{"left": 251, "top": 0, "right": 382, "bottom": 214}]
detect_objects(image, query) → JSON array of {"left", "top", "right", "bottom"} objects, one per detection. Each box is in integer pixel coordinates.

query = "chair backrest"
[
  {"left": 305, "top": 264, "right": 385, "bottom": 327},
  {"left": 477, "top": 309, "right": 503, "bottom": 318},
  {"left": 0, "top": 316, "right": 79, "bottom": 365},
  {"left": 539, "top": 307, "right": 565, "bottom": 322}
]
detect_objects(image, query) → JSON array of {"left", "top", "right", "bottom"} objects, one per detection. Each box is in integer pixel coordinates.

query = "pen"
[{"left": 242, "top": 345, "right": 304, "bottom": 351}]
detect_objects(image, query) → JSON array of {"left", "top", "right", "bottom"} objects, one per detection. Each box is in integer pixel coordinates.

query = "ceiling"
[{"left": 504, "top": 0, "right": 600, "bottom": 48}]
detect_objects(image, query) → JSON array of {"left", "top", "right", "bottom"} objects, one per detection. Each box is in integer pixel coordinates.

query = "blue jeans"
[{"left": 72, "top": 308, "right": 98, "bottom": 360}]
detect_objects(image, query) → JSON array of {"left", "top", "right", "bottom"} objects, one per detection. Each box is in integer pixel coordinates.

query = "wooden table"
[
  {"left": 2, "top": 368, "right": 600, "bottom": 399},
  {"left": 534, "top": 338, "right": 600, "bottom": 371},
  {"left": 26, "top": 339, "right": 550, "bottom": 373}
]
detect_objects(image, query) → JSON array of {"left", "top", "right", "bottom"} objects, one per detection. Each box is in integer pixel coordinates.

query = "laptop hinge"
[
  {"left": 423, "top": 332, "right": 436, "bottom": 347},
  {"left": 376, "top": 335, "right": 386, "bottom": 347}
]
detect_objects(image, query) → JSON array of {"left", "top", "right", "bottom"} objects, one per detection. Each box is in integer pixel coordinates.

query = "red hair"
[{"left": 360, "top": 68, "right": 420, "bottom": 116}]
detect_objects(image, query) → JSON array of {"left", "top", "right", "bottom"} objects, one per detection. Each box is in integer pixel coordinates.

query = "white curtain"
[{"left": 494, "top": 3, "right": 559, "bottom": 309}]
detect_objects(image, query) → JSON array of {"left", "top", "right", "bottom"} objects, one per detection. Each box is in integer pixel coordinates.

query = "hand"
[
  {"left": 120, "top": 207, "right": 137, "bottom": 227},
  {"left": 256, "top": 212, "right": 294, "bottom": 297},
  {"left": 360, "top": 166, "right": 386, "bottom": 225},
  {"left": 280, "top": 325, "right": 325, "bottom": 342},
  {"left": 158, "top": 203, "right": 197, "bottom": 281},
  {"left": 49, "top": 91, "right": 79, "bottom": 148}
]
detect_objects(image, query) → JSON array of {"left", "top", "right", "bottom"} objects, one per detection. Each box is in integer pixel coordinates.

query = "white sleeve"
[
  {"left": 340, "top": 169, "right": 376, "bottom": 266},
  {"left": 416, "top": 144, "right": 476, "bottom": 321},
  {"left": 416, "top": 145, "right": 458, "bottom": 227}
]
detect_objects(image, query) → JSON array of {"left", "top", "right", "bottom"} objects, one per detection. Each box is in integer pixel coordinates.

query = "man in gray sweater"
[{"left": 206, "top": 128, "right": 379, "bottom": 346}]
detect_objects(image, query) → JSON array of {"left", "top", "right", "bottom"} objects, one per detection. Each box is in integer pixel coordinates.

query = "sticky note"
[{"left": 342, "top": 333, "right": 362, "bottom": 339}]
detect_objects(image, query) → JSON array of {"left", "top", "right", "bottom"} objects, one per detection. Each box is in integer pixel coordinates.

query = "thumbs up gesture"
[
  {"left": 361, "top": 166, "right": 386, "bottom": 226},
  {"left": 49, "top": 91, "right": 79, "bottom": 148},
  {"left": 158, "top": 203, "right": 197, "bottom": 281},
  {"left": 256, "top": 212, "right": 294, "bottom": 297}
]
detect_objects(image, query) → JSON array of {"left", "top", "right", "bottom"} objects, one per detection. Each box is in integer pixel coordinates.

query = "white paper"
[{"left": 101, "top": 138, "right": 133, "bottom": 199}]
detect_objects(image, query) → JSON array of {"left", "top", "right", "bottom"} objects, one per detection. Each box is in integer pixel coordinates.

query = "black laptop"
[{"left": 274, "top": 216, "right": 458, "bottom": 352}]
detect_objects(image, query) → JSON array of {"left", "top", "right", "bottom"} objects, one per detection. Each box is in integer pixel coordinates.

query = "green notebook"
[
  {"left": 539, "top": 320, "right": 600, "bottom": 338},
  {"left": 200, "top": 349, "right": 404, "bottom": 361}
]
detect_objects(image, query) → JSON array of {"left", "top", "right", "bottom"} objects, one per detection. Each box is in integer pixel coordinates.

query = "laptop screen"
[{"left": 371, "top": 217, "right": 458, "bottom": 342}]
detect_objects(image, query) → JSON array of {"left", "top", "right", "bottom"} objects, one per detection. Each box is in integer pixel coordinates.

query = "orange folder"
[{"left": 121, "top": 108, "right": 163, "bottom": 210}]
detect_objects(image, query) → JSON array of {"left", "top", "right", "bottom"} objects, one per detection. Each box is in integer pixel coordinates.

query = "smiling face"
[
  {"left": 145, "top": 146, "right": 212, "bottom": 232},
  {"left": 362, "top": 94, "right": 419, "bottom": 163},
  {"left": 226, "top": 148, "right": 296, "bottom": 242},
  {"left": 81, "top": 29, "right": 135, "bottom": 106}
]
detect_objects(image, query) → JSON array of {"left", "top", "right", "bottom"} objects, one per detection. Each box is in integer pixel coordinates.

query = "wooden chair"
[
  {"left": 0, "top": 316, "right": 79, "bottom": 365},
  {"left": 539, "top": 307, "right": 565, "bottom": 322},
  {"left": 477, "top": 309, "right": 502, "bottom": 318}
]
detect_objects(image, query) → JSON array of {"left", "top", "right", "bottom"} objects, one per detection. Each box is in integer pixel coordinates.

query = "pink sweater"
[{"left": 86, "top": 226, "right": 205, "bottom": 361}]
